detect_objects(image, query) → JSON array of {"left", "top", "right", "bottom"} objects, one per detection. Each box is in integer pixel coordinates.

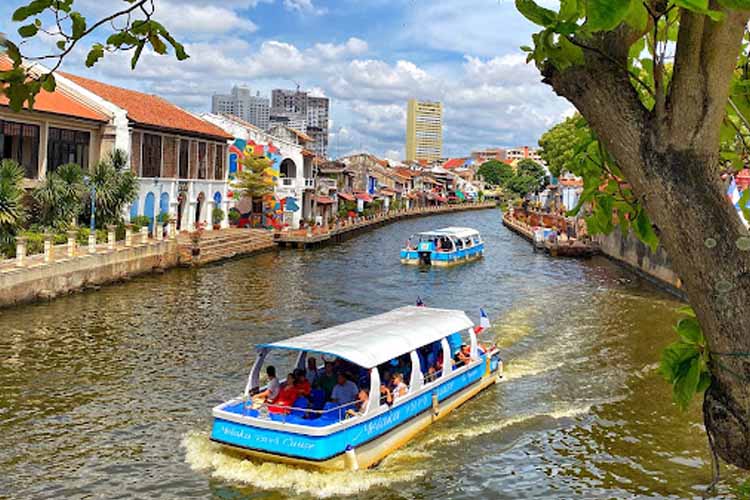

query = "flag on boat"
[
  {"left": 416, "top": 296, "right": 425, "bottom": 307},
  {"left": 474, "top": 308, "right": 491, "bottom": 334},
  {"left": 728, "top": 177, "right": 740, "bottom": 205}
]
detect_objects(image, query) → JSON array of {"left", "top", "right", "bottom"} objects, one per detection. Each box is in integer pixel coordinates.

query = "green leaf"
[
  {"left": 633, "top": 208, "right": 658, "bottom": 252},
  {"left": 673, "top": 0, "right": 724, "bottom": 20},
  {"left": 515, "top": 0, "right": 558, "bottom": 27},
  {"left": 18, "top": 23, "right": 39, "bottom": 38},
  {"left": 660, "top": 342, "right": 699, "bottom": 382},
  {"left": 673, "top": 356, "right": 701, "bottom": 410},
  {"left": 148, "top": 33, "right": 167, "bottom": 55},
  {"left": 696, "top": 371, "right": 712, "bottom": 393},
  {"left": 675, "top": 305, "right": 696, "bottom": 318},
  {"left": 70, "top": 12, "right": 87, "bottom": 39},
  {"left": 623, "top": 0, "right": 648, "bottom": 31},
  {"left": 131, "top": 40, "right": 145, "bottom": 70},
  {"left": 718, "top": 0, "right": 750, "bottom": 8},
  {"left": 56, "top": 40, "right": 66, "bottom": 51},
  {"left": 559, "top": 0, "right": 579, "bottom": 20},
  {"left": 586, "top": 0, "right": 630, "bottom": 31},
  {"left": 675, "top": 317, "right": 703, "bottom": 345},
  {"left": 40, "top": 73, "right": 56, "bottom": 93},
  {"left": 85, "top": 43, "right": 105, "bottom": 68},
  {"left": 12, "top": 0, "right": 53, "bottom": 22}
]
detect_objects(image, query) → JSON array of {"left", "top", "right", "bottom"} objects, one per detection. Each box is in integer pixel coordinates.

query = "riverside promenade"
[
  {"left": 274, "top": 201, "right": 497, "bottom": 248},
  {"left": 0, "top": 202, "right": 495, "bottom": 308}
]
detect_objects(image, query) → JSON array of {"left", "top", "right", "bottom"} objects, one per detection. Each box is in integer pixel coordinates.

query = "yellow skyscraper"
[{"left": 406, "top": 99, "right": 442, "bottom": 162}]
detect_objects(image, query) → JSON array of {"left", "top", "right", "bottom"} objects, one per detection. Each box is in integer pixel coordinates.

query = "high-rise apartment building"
[
  {"left": 271, "top": 89, "right": 329, "bottom": 158},
  {"left": 406, "top": 99, "right": 442, "bottom": 162},
  {"left": 211, "top": 86, "right": 270, "bottom": 130}
]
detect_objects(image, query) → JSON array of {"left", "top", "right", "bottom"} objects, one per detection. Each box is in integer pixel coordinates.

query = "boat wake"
[{"left": 182, "top": 431, "right": 427, "bottom": 499}]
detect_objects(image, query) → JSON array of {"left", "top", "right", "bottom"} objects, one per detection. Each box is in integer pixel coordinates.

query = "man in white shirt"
[
  {"left": 330, "top": 373, "right": 359, "bottom": 404},
  {"left": 253, "top": 366, "right": 280, "bottom": 403}
]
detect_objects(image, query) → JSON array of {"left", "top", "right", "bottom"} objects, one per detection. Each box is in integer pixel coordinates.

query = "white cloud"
[
  {"left": 283, "top": 0, "right": 327, "bottom": 15},
  {"left": 155, "top": 2, "right": 258, "bottom": 36}
]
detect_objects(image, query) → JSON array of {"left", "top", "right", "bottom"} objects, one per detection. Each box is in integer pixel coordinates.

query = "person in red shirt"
[
  {"left": 269, "top": 374, "right": 298, "bottom": 414},
  {"left": 293, "top": 368, "right": 312, "bottom": 398}
]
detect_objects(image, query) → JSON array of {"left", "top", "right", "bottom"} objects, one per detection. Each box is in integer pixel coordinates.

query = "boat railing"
[{"left": 239, "top": 398, "right": 360, "bottom": 424}]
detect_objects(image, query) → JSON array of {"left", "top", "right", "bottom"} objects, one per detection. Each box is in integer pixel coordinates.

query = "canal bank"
[
  {"left": 0, "top": 202, "right": 495, "bottom": 309},
  {"left": 1, "top": 208, "right": 741, "bottom": 499}
]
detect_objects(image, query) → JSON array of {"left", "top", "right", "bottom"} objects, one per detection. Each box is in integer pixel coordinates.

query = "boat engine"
[{"left": 417, "top": 241, "right": 434, "bottom": 265}]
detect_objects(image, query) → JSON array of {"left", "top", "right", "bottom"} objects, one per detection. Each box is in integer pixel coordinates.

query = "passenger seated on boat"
[
  {"left": 252, "top": 365, "right": 280, "bottom": 403},
  {"left": 454, "top": 344, "right": 472, "bottom": 367},
  {"left": 330, "top": 373, "right": 359, "bottom": 404},
  {"left": 346, "top": 388, "right": 370, "bottom": 417},
  {"left": 306, "top": 357, "right": 319, "bottom": 386},
  {"left": 379, "top": 383, "right": 393, "bottom": 406},
  {"left": 424, "top": 366, "right": 438, "bottom": 383},
  {"left": 269, "top": 374, "right": 298, "bottom": 414},
  {"left": 293, "top": 368, "right": 312, "bottom": 397},
  {"left": 391, "top": 373, "right": 408, "bottom": 399},
  {"left": 317, "top": 361, "right": 338, "bottom": 399}
]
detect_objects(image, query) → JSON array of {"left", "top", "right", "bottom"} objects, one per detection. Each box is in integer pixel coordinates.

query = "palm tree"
[
  {"left": 32, "top": 163, "right": 86, "bottom": 230},
  {"left": 0, "top": 159, "right": 26, "bottom": 254},
  {"left": 85, "top": 150, "right": 138, "bottom": 227}
]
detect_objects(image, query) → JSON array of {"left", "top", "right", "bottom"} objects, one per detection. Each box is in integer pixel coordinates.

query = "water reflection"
[{"left": 0, "top": 208, "right": 741, "bottom": 498}]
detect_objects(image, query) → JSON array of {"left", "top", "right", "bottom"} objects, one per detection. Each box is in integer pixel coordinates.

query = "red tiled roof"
[
  {"left": 337, "top": 192, "right": 355, "bottom": 201},
  {"left": 289, "top": 127, "right": 313, "bottom": 143},
  {"left": 443, "top": 158, "right": 467, "bottom": 169},
  {"left": 394, "top": 167, "right": 419, "bottom": 178},
  {"left": 315, "top": 196, "right": 334, "bottom": 204},
  {"left": 60, "top": 71, "right": 231, "bottom": 140},
  {"left": 0, "top": 58, "right": 107, "bottom": 122},
  {"left": 355, "top": 192, "right": 374, "bottom": 202}
]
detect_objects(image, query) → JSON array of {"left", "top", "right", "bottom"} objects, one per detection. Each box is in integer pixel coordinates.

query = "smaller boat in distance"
[{"left": 400, "top": 227, "right": 484, "bottom": 266}]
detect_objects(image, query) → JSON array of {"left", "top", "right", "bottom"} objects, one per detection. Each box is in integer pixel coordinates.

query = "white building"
[
  {"left": 56, "top": 72, "right": 233, "bottom": 231},
  {"left": 212, "top": 86, "right": 270, "bottom": 130},
  {"left": 202, "top": 114, "right": 314, "bottom": 229}
]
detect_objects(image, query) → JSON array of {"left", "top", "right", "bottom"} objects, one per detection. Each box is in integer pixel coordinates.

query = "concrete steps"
[{"left": 177, "top": 229, "right": 274, "bottom": 266}]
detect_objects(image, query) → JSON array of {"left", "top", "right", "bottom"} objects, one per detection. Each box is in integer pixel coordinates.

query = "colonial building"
[
  {"left": 0, "top": 57, "right": 110, "bottom": 186},
  {"left": 57, "top": 72, "right": 233, "bottom": 231}
]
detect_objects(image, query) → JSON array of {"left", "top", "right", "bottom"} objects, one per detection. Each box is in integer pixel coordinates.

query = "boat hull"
[
  {"left": 211, "top": 355, "right": 502, "bottom": 470},
  {"left": 400, "top": 243, "right": 484, "bottom": 266}
]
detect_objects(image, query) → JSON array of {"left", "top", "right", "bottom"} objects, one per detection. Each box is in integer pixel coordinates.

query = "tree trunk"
[{"left": 540, "top": 28, "right": 750, "bottom": 467}]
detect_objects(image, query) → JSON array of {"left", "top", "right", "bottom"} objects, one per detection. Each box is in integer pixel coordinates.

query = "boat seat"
[
  {"left": 290, "top": 397, "right": 309, "bottom": 417},
  {"left": 310, "top": 389, "right": 327, "bottom": 411}
]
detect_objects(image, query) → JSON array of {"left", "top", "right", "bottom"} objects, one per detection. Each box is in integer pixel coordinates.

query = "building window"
[
  {"left": 214, "top": 144, "right": 224, "bottom": 180},
  {"left": 197, "top": 142, "right": 207, "bottom": 179},
  {"left": 0, "top": 120, "right": 40, "bottom": 178},
  {"left": 142, "top": 133, "right": 162, "bottom": 178},
  {"left": 178, "top": 139, "right": 189, "bottom": 179},
  {"left": 47, "top": 127, "right": 90, "bottom": 174}
]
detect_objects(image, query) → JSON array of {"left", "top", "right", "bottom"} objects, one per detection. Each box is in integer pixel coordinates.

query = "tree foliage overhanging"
[
  {"left": 516, "top": 0, "right": 750, "bottom": 471},
  {"left": 1, "top": 0, "right": 186, "bottom": 112}
]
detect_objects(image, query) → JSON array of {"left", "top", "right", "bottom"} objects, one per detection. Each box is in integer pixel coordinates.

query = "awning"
[
  {"left": 315, "top": 196, "right": 334, "bottom": 204},
  {"left": 435, "top": 195, "right": 448, "bottom": 203},
  {"left": 257, "top": 306, "right": 474, "bottom": 368},
  {"left": 379, "top": 189, "right": 396, "bottom": 196},
  {"left": 337, "top": 192, "right": 355, "bottom": 201},
  {"left": 355, "top": 193, "right": 374, "bottom": 203}
]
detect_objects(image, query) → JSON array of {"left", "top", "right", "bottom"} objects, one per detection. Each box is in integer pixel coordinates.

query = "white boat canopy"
[
  {"left": 257, "top": 306, "right": 475, "bottom": 368},
  {"left": 416, "top": 227, "right": 480, "bottom": 239}
]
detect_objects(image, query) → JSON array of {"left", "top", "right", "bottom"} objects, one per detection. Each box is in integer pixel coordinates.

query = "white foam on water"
[
  {"left": 418, "top": 403, "right": 592, "bottom": 447},
  {"left": 182, "top": 431, "right": 427, "bottom": 498}
]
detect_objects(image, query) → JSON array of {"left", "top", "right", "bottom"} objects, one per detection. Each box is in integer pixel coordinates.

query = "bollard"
[
  {"left": 67, "top": 230, "right": 77, "bottom": 257},
  {"left": 140, "top": 226, "right": 148, "bottom": 244},
  {"left": 107, "top": 225, "right": 116, "bottom": 251},
  {"left": 169, "top": 220, "right": 177, "bottom": 240},
  {"left": 43, "top": 233, "right": 53, "bottom": 263},
  {"left": 155, "top": 222, "right": 163, "bottom": 241},
  {"left": 15, "top": 236, "right": 27, "bottom": 267},
  {"left": 125, "top": 225, "right": 133, "bottom": 247},
  {"left": 88, "top": 233, "right": 96, "bottom": 254}
]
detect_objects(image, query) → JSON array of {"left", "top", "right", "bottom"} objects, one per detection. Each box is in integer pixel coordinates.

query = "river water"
[{"left": 0, "top": 208, "right": 742, "bottom": 499}]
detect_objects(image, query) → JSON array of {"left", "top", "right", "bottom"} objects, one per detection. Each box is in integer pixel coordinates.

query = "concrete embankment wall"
[
  {"left": 594, "top": 229, "right": 684, "bottom": 298},
  {"left": 0, "top": 241, "right": 177, "bottom": 309}
]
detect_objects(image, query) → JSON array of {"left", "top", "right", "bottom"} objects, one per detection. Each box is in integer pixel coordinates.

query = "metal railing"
[{"left": 240, "top": 397, "right": 360, "bottom": 424}]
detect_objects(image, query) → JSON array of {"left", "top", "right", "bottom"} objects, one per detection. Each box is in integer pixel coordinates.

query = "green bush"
[
  {"left": 228, "top": 209, "right": 241, "bottom": 225},
  {"left": 212, "top": 207, "right": 225, "bottom": 225},
  {"left": 130, "top": 215, "right": 151, "bottom": 229},
  {"left": 157, "top": 212, "right": 170, "bottom": 225}
]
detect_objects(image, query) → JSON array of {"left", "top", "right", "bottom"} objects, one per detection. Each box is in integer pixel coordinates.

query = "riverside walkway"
[{"left": 274, "top": 201, "right": 497, "bottom": 248}]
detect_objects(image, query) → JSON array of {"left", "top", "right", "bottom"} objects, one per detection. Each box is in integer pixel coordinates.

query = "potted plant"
[
  {"left": 228, "top": 209, "right": 241, "bottom": 227},
  {"left": 212, "top": 207, "right": 224, "bottom": 230}
]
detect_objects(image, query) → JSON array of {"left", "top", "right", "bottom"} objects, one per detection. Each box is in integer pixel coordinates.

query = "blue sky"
[{"left": 1, "top": 0, "right": 573, "bottom": 159}]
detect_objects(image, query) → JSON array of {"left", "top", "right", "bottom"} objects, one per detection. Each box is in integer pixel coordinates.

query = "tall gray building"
[
  {"left": 212, "top": 85, "right": 270, "bottom": 130},
  {"left": 271, "top": 89, "right": 329, "bottom": 158}
]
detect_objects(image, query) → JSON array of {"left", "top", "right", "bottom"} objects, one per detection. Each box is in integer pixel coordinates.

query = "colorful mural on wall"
[{"left": 227, "top": 137, "right": 296, "bottom": 229}]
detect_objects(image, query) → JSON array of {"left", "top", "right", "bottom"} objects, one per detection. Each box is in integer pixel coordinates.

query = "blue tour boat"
[
  {"left": 400, "top": 227, "right": 484, "bottom": 266},
  {"left": 210, "top": 306, "right": 502, "bottom": 470}
]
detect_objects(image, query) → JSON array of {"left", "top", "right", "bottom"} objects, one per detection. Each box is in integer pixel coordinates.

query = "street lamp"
[{"left": 83, "top": 175, "right": 95, "bottom": 232}]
